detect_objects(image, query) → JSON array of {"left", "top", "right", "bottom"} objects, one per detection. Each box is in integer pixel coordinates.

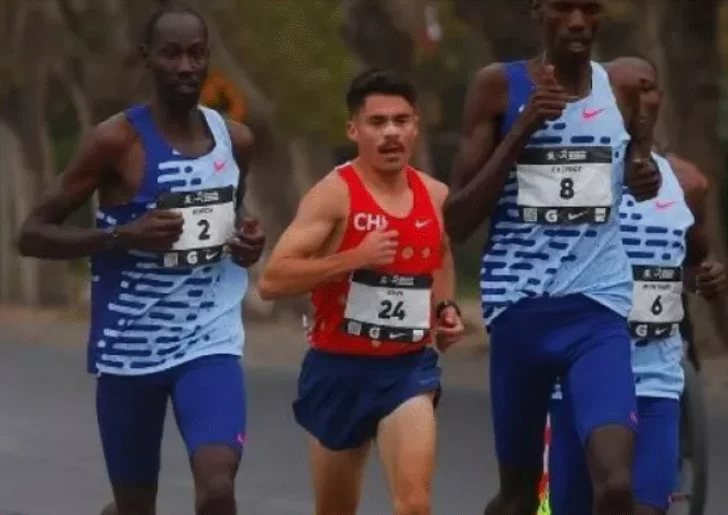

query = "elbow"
[{"left": 256, "top": 272, "right": 284, "bottom": 301}]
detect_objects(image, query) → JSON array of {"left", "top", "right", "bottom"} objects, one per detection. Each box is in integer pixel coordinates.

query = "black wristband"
[{"left": 435, "top": 300, "right": 461, "bottom": 319}]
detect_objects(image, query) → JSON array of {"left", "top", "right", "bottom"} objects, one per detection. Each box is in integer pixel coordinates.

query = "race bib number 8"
[
  {"left": 342, "top": 269, "right": 431, "bottom": 343},
  {"left": 628, "top": 265, "right": 683, "bottom": 340},
  {"left": 156, "top": 186, "right": 236, "bottom": 268},
  {"left": 516, "top": 146, "right": 613, "bottom": 225}
]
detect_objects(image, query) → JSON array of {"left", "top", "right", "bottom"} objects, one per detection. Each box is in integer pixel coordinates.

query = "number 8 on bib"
[{"left": 516, "top": 146, "right": 613, "bottom": 225}]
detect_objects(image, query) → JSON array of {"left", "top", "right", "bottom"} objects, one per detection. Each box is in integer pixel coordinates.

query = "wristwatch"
[
  {"left": 102, "top": 225, "right": 120, "bottom": 251},
  {"left": 435, "top": 300, "right": 461, "bottom": 319}
]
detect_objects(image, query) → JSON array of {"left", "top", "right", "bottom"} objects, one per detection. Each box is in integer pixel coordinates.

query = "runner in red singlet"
[{"left": 258, "top": 69, "right": 464, "bottom": 515}]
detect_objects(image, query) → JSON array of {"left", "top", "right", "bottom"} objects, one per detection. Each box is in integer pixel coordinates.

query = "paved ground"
[{"left": 1, "top": 308, "right": 728, "bottom": 514}]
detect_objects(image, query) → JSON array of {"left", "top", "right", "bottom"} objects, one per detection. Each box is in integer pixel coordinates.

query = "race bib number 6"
[
  {"left": 628, "top": 265, "right": 683, "bottom": 340},
  {"left": 516, "top": 146, "right": 613, "bottom": 225},
  {"left": 156, "top": 186, "right": 236, "bottom": 268},
  {"left": 342, "top": 269, "right": 431, "bottom": 343}
]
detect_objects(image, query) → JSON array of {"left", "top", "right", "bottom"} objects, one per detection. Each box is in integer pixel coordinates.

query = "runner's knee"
[
  {"left": 592, "top": 467, "right": 632, "bottom": 514},
  {"left": 196, "top": 474, "right": 235, "bottom": 514},
  {"left": 393, "top": 488, "right": 431, "bottom": 515}
]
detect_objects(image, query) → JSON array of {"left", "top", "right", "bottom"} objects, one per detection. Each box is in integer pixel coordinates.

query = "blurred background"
[
  {"left": 1, "top": 1, "right": 728, "bottom": 513},
  {"left": 2, "top": 0, "right": 727, "bottom": 352}
]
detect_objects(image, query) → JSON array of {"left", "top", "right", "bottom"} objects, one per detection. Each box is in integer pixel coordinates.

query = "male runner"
[
  {"left": 444, "top": 1, "right": 661, "bottom": 514},
  {"left": 257, "top": 69, "right": 464, "bottom": 515},
  {"left": 548, "top": 56, "right": 726, "bottom": 515},
  {"left": 17, "top": 4, "right": 265, "bottom": 515}
]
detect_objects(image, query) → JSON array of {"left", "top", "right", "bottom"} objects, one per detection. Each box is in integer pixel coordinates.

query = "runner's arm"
[
  {"left": 444, "top": 64, "right": 528, "bottom": 242},
  {"left": 428, "top": 180, "right": 456, "bottom": 305},
  {"left": 257, "top": 176, "right": 360, "bottom": 299},
  {"left": 676, "top": 158, "right": 728, "bottom": 341},
  {"left": 226, "top": 119, "right": 255, "bottom": 220},
  {"left": 16, "top": 117, "right": 129, "bottom": 259},
  {"left": 609, "top": 70, "right": 660, "bottom": 199}
]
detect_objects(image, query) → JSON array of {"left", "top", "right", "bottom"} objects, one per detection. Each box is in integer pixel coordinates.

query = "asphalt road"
[{"left": 0, "top": 341, "right": 727, "bottom": 515}]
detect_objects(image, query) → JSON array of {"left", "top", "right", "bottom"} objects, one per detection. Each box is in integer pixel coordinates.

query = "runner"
[
  {"left": 548, "top": 56, "right": 726, "bottom": 515},
  {"left": 443, "top": 1, "right": 661, "bottom": 514},
  {"left": 257, "top": 69, "right": 464, "bottom": 515},
  {"left": 16, "top": 4, "right": 265, "bottom": 515}
]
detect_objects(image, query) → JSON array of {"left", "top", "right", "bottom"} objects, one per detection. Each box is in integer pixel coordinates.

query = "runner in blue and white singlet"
[
  {"left": 444, "top": 1, "right": 662, "bottom": 512},
  {"left": 548, "top": 55, "right": 727, "bottom": 515},
  {"left": 17, "top": 5, "right": 265, "bottom": 514}
]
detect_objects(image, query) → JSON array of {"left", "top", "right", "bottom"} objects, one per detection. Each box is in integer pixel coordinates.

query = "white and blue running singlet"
[
  {"left": 88, "top": 105, "right": 248, "bottom": 375},
  {"left": 481, "top": 61, "right": 632, "bottom": 325},
  {"left": 621, "top": 152, "right": 693, "bottom": 399}
]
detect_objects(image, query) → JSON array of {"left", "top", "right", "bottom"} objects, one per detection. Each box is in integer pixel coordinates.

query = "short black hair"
[
  {"left": 346, "top": 69, "right": 418, "bottom": 115},
  {"left": 143, "top": 1, "right": 208, "bottom": 46}
]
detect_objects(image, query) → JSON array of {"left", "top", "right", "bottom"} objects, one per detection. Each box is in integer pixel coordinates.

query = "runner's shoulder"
[
  {"left": 470, "top": 63, "right": 509, "bottom": 114},
  {"left": 667, "top": 154, "right": 709, "bottom": 197},
  {"left": 298, "top": 168, "right": 350, "bottom": 220},
  {"left": 414, "top": 169, "right": 449, "bottom": 207},
  {"left": 90, "top": 112, "right": 138, "bottom": 158},
  {"left": 223, "top": 118, "right": 255, "bottom": 155}
]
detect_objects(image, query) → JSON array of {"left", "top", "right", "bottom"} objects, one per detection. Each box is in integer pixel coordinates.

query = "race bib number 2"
[
  {"left": 342, "top": 269, "right": 431, "bottom": 343},
  {"left": 516, "top": 146, "right": 613, "bottom": 225},
  {"left": 628, "top": 265, "right": 683, "bottom": 340},
  {"left": 156, "top": 186, "right": 236, "bottom": 268}
]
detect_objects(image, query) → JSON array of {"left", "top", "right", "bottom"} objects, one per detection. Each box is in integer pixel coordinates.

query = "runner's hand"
[
  {"left": 229, "top": 217, "right": 266, "bottom": 268},
  {"left": 696, "top": 259, "right": 727, "bottom": 300},
  {"left": 515, "top": 63, "right": 569, "bottom": 135},
  {"left": 434, "top": 306, "right": 465, "bottom": 352},
  {"left": 352, "top": 229, "right": 399, "bottom": 268},
  {"left": 626, "top": 114, "right": 661, "bottom": 201},
  {"left": 116, "top": 209, "right": 183, "bottom": 251}
]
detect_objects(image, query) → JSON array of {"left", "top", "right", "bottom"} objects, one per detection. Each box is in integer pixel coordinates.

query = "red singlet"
[{"left": 309, "top": 163, "right": 443, "bottom": 357}]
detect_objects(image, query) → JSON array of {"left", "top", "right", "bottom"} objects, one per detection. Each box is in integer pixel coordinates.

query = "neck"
[
  {"left": 544, "top": 51, "right": 592, "bottom": 98},
  {"left": 149, "top": 94, "right": 199, "bottom": 133},
  {"left": 353, "top": 157, "right": 408, "bottom": 193}
]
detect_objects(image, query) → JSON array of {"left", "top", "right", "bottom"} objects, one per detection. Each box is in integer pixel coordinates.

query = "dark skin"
[
  {"left": 17, "top": 11, "right": 262, "bottom": 515},
  {"left": 446, "top": 2, "right": 659, "bottom": 515},
  {"left": 609, "top": 56, "right": 727, "bottom": 342}
]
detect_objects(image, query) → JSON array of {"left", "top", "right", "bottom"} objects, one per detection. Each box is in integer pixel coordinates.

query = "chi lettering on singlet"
[
  {"left": 516, "top": 146, "right": 613, "bottom": 225},
  {"left": 157, "top": 185, "right": 236, "bottom": 268}
]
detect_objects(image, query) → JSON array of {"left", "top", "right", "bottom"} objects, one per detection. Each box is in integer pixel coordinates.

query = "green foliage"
[{"left": 216, "top": 0, "right": 357, "bottom": 143}]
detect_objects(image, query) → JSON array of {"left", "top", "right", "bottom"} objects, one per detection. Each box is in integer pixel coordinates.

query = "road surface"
[{"left": 0, "top": 340, "right": 727, "bottom": 514}]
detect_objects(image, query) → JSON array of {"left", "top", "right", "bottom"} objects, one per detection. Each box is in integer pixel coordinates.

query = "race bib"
[
  {"left": 516, "top": 146, "right": 613, "bottom": 225},
  {"left": 156, "top": 186, "right": 236, "bottom": 268},
  {"left": 342, "top": 269, "right": 431, "bottom": 343},
  {"left": 628, "top": 265, "right": 683, "bottom": 340}
]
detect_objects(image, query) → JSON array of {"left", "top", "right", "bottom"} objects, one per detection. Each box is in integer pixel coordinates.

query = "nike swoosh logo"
[
  {"left": 415, "top": 219, "right": 430, "bottom": 229},
  {"left": 582, "top": 107, "right": 605, "bottom": 120},
  {"left": 214, "top": 160, "right": 226, "bottom": 172},
  {"left": 655, "top": 200, "right": 676, "bottom": 210},
  {"left": 567, "top": 212, "right": 586, "bottom": 221},
  {"left": 206, "top": 251, "right": 219, "bottom": 260},
  {"left": 390, "top": 332, "right": 406, "bottom": 338}
]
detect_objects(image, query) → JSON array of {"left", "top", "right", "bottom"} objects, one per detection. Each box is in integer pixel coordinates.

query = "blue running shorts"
[
  {"left": 489, "top": 294, "right": 637, "bottom": 469},
  {"left": 96, "top": 354, "right": 246, "bottom": 483},
  {"left": 293, "top": 347, "right": 441, "bottom": 450}
]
